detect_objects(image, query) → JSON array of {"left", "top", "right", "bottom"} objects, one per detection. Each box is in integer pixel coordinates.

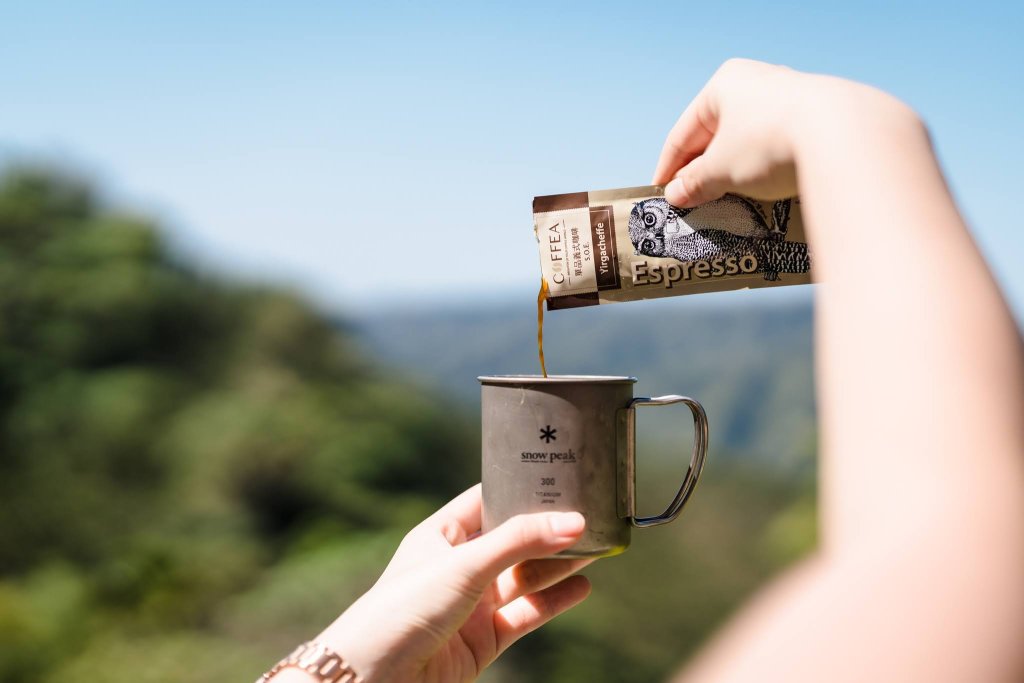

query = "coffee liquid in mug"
[{"left": 537, "top": 276, "right": 549, "bottom": 377}]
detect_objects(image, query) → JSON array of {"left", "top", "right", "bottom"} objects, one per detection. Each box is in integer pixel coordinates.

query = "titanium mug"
[{"left": 479, "top": 375, "right": 709, "bottom": 558}]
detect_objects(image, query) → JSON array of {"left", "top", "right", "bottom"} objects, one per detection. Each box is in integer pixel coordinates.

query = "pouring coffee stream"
[{"left": 537, "top": 276, "right": 549, "bottom": 377}]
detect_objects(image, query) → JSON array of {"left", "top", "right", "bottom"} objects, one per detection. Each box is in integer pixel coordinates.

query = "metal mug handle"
[{"left": 624, "top": 395, "right": 709, "bottom": 528}]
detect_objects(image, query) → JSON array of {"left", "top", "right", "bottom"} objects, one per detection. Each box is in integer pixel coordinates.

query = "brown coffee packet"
[{"left": 534, "top": 185, "right": 813, "bottom": 310}]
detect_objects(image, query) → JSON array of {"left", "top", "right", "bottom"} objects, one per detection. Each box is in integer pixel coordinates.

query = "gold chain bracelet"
[{"left": 256, "top": 641, "right": 363, "bottom": 683}]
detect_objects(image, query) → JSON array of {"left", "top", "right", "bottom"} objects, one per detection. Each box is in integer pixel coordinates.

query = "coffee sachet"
[{"left": 534, "top": 185, "right": 812, "bottom": 310}]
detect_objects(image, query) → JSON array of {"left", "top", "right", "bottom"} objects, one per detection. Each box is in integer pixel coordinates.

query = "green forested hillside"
[
  {"left": 357, "top": 294, "right": 817, "bottom": 469},
  {"left": 0, "top": 168, "right": 477, "bottom": 681},
  {"left": 0, "top": 167, "right": 816, "bottom": 683}
]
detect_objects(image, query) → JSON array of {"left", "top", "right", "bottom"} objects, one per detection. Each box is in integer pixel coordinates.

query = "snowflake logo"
[{"left": 539, "top": 425, "right": 557, "bottom": 443}]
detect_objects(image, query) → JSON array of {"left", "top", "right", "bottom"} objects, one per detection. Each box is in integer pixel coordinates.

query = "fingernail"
[
  {"left": 549, "top": 512, "right": 585, "bottom": 537},
  {"left": 666, "top": 178, "right": 689, "bottom": 206}
]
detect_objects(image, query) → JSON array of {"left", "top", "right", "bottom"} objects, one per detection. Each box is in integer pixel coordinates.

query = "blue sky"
[{"left": 2, "top": 1, "right": 1022, "bottom": 317}]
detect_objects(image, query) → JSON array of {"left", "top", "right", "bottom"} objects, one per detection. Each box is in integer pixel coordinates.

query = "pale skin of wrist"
[
  {"left": 314, "top": 610, "right": 387, "bottom": 683},
  {"left": 267, "top": 669, "right": 322, "bottom": 683},
  {"left": 262, "top": 637, "right": 379, "bottom": 683},
  {"left": 260, "top": 623, "right": 387, "bottom": 683}
]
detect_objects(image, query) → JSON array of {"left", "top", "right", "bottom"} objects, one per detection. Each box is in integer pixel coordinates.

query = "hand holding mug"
[{"left": 299, "top": 485, "right": 592, "bottom": 683}]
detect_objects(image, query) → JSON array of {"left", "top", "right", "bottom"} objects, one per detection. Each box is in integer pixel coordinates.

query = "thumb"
[
  {"left": 664, "top": 150, "right": 731, "bottom": 208},
  {"left": 457, "top": 512, "right": 586, "bottom": 590}
]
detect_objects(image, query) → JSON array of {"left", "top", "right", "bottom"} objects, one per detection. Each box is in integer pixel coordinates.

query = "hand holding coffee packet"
[{"left": 534, "top": 185, "right": 812, "bottom": 310}]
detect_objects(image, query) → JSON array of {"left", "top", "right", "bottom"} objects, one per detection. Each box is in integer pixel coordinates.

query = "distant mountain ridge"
[{"left": 354, "top": 294, "right": 817, "bottom": 469}]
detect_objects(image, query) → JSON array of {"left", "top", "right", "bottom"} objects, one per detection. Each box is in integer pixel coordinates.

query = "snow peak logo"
[
  {"left": 520, "top": 449, "right": 578, "bottom": 464},
  {"left": 539, "top": 425, "right": 557, "bottom": 443}
]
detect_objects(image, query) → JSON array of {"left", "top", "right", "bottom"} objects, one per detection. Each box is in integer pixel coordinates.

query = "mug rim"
[{"left": 478, "top": 374, "right": 637, "bottom": 385}]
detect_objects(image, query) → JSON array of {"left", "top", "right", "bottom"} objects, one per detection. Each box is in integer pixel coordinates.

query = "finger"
[
  {"left": 493, "top": 574, "right": 592, "bottom": 655},
  {"left": 493, "top": 557, "right": 594, "bottom": 608},
  {"left": 426, "top": 483, "right": 482, "bottom": 544},
  {"left": 664, "top": 147, "right": 732, "bottom": 208},
  {"left": 455, "top": 512, "right": 586, "bottom": 590},
  {"left": 652, "top": 86, "right": 717, "bottom": 185}
]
